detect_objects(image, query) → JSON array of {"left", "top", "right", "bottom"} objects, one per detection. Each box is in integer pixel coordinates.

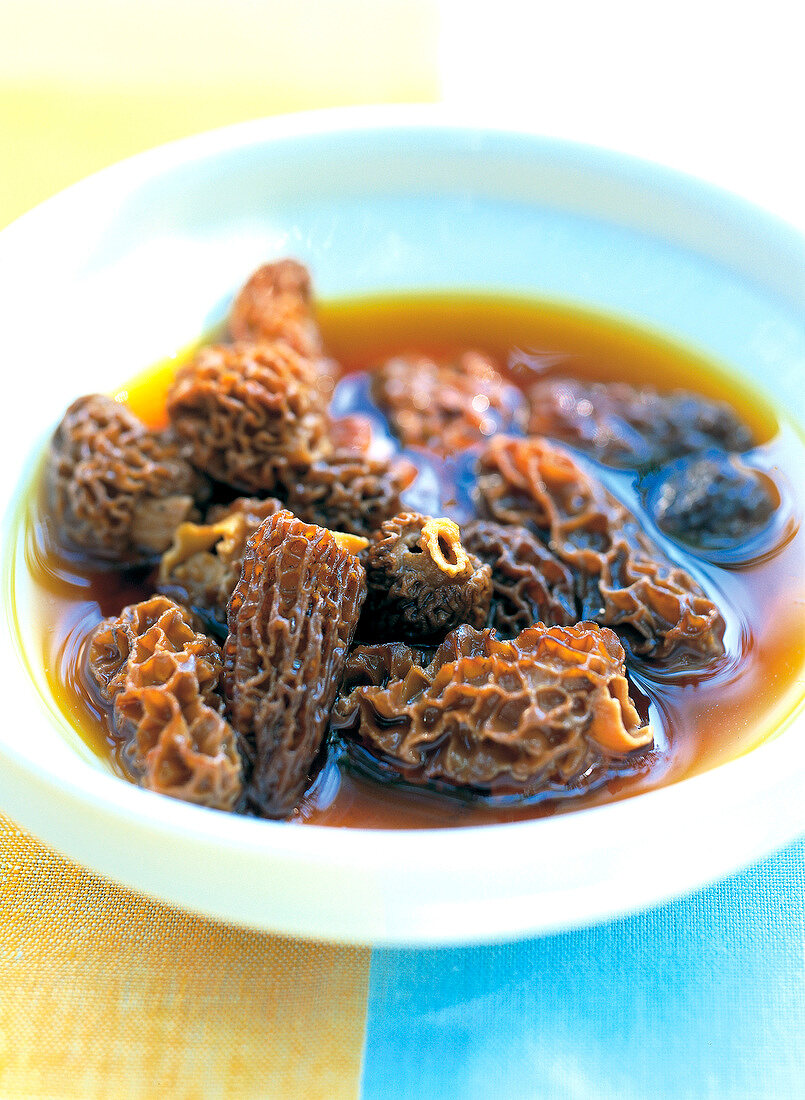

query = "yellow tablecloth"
[{"left": 0, "top": 817, "right": 370, "bottom": 1099}]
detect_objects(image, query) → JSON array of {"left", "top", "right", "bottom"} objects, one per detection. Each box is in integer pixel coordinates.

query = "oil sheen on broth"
[{"left": 26, "top": 295, "right": 805, "bottom": 829}]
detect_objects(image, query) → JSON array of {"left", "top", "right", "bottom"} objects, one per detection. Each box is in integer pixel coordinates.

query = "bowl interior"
[{"left": 1, "top": 111, "right": 803, "bottom": 944}]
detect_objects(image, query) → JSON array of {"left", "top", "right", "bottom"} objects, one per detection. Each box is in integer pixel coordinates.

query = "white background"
[{"left": 439, "top": 0, "right": 805, "bottom": 231}]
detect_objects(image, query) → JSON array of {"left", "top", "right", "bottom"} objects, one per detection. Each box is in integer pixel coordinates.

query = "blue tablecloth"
[{"left": 361, "top": 837, "right": 805, "bottom": 1099}]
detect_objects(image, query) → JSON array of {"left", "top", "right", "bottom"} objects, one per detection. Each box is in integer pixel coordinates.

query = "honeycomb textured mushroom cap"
[
  {"left": 647, "top": 450, "right": 779, "bottom": 548},
  {"left": 372, "top": 351, "right": 527, "bottom": 453},
  {"left": 462, "top": 519, "right": 577, "bottom": 635},
  {"left": 336, "top": 621, "right": 652, "bottom": 791},
  {"left": 527, "top": 377, "right": 753, "bottom": 468},
  {"left": 166, "top": 341, "right": 331, "bottom": 493},
  {"left": 362, "top": 512, "right": 492, "bottom": 641},
  {"left": 87, "top": 595, "right": 242, "bottom": 811},
  {"left": 279, "top": 451, "right": 417, "bottom": 539},
  {"left": 477, "top": 436, "right": 726, "bottom": 660},
  {"left": 46, "top": 394, "right": 202, "bottom": 561},
  {"left": 228, "top": 258, "right": 322, "bottom": 358},
  {"left": 223, "top": 510, "right": 366, "bottom": 818}
]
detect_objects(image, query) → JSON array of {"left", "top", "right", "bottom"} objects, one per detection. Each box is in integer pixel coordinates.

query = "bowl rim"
[
  {"left": 1, "top": 104, "right": 803, "bottom": 945},
  {"left": 2, "top": 102, "right": 802, "bottom": 239}
]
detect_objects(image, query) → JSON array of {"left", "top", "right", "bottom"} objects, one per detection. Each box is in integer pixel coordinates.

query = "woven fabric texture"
[
  {"left": 363, "top": 837, "right": 805, "bottom": 1100},
  {"left": 0, "top": 815, "right": 369, "bottom": 1100}
]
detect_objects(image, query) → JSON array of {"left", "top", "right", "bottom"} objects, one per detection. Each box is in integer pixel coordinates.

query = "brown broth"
[{"left": 25, "top": 294, "right": 805, "bottom": 829}]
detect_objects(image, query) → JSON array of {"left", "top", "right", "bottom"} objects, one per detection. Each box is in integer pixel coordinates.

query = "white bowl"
[{"left": 1, "top": 106, "right": 803, "bottom": 946}]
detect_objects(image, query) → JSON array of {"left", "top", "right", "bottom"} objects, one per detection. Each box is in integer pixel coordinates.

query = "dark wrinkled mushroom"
[
  {"left": 645, "top": 450, "right": 779, "bottom": 548},
  {"left": 280, "top": 451, "right": 417, "bottom": 539},
  {"left": 166, "top": 341, "right": 331, "bottom": 493},
  {"left": 229, "top": 258, "right": 322, "bottom": 358},
  {"left": 335, "top": 622, "right": 652, "bottom": 792},
  {"left": 527, "top": 377, "right": 753, "bottom": 468},
  {"left": 46, "top": 394, "right": 202, "bottom": 561},
  {"left": 87, "top": 595, "right": 242, "bottom": 810},
  {"left": 372, "top": 351, "right": 526, "bottom": 453},
  {"left": 462, "top": 519, "right": 577, "bottom": 635},
  {"left": 223, "top": 510, "right": 367, "bottom": 818},
  {"left": 477, "top": 436, "right": 725, "bottom": 660},
  {"left": 362, "top": 512, "right": 492, "bottom": 641}
]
